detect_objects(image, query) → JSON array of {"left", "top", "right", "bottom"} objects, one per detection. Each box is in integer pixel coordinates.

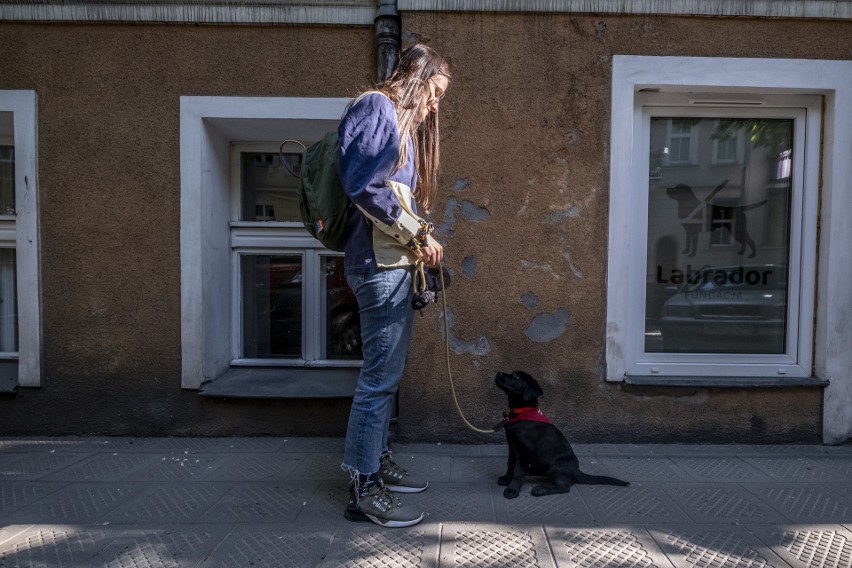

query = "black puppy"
[{"left": 494, "top": 370, "right": 629, "bottom": 499}]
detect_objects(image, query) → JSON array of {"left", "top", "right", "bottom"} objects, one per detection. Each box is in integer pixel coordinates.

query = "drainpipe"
[{"left": 375, "top": 0, "right": 401, "bottom": 83}]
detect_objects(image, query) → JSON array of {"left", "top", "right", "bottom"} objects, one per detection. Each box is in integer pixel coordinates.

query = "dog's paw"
[
  {"left": 497, "top": 475, "right": 510, "bottom": 486},
  {"left": 531, "top": 485, "right": 551, "bottom": 497},
  {"left": 503, "top": 487, "right": 519, "bottom": 499}
]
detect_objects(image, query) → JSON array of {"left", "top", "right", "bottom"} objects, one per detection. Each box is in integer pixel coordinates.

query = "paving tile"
[
  {"left": 493, "top": 484, "right": 592, "bottom": 524},
  {"left": 574, "top": 444, "right": 624, "bottom": 456},
  {"left": 106, "top": 483, "right": 232, "bottom": 523},
  {"left": 320, "top": 523, "right": 439, "bottom": 568},
  {"left": 0, "top": 482, "right": 64, "bottom": 519},
  {"left": 0, "top": 452, "right": 91, "bottom": 480},
  {"left": 0, "top": 525, "right": 118, "bottom": 567},
  {"left": 439, "top": 523, "right": 556, "bottom": 568},
  {"left": 579, "top": 484, "right": 690, "bottom": 524},
  {"left": 42, "top": 453, "right": 161, "bottom": 482},
  {"left": 93, "top": 525, "right": 229, "bottom": 568},
  {"left": 662, "top": 483, "right": 781, "bottom": 524},
  {"left": 596, "top": 456, "right": 691, "bottom": 482},
  {"left": 747, "top": 524, "right": 852, "bottom": 568},
  {"left": 295, "top": 480, "right": 351, "bottom": 525},
  {"left": 278, "top": 437, "right": 343, "bottom": 453},
  {"left": 405, "top": 482, "right": 494, "bottom": 523},
  {"left": 648, "top": 525, "right": 790, "bottom": 568},
  {"left": 808, "top": 456, "right": 852, "bottom": 479},
  {"left": 394, "top": 442, "right": 497, "bottom": 456},
  {"left": 198, "top": 481, "right": 319, "bottom": 523},
  {"left": 748, "top": 484, "right": 852, "bottom": 523},
  {"left": 745, "top": 456, "right": 849, "bottom": 481},
  {"left": 290, "top": 453, "right": 347, "bottom": 480},
  {"left": 545, "top": 526, "right": 675, "bottom": 568},
  {"left": 385, "top": 452, "right": 454, "bottom": 483},
  {"left": 668, "top": 455, "right": 774, "bottom": 482},
  {"left": 205, "top": 453, "right": 306, "bottom": 481},
  {"left": 0, "top": 525, "right": 31, "bottom": 548},
  {"left": 0, "top": 437, "right": 93, "bottom": 452},
  {"left": 450, "top": 456, "right": 505, "bottom": 482},
  {"left": 6, "top": 482, "right": 144, "bottom": 523},
  {"left": 202, "top": 525, "right": 333, "bottom": 568},
  {"left": 125, "top": 454, "right": 231, "bottom": 481},
  {"left": 152, "top": 437, "right": 282, "bottom": 454}
]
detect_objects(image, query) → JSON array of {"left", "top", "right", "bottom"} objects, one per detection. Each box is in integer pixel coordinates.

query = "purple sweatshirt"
[{"left": 337, "top": 92, "right": 419, "bottom": 275}]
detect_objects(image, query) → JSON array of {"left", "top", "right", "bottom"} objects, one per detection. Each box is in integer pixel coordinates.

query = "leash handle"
[{"left": 438, "top": 265, "right": 497, "bottom": 434}]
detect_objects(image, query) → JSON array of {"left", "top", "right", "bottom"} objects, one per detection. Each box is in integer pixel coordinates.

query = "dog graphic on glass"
[{"left": 666, "top": 179, "right": 766, "bottom": 258}]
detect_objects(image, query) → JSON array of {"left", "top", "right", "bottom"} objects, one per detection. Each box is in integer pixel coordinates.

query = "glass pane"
[
  {"left": 0, "top": 249, "right": 17, "bottom": 352},
  {"left": 0, "top": 145, "right": 14, "bottom": 215},
  {"left": 646, "top": 117, "right": 792, "bottom": 354},
  {"left": 240, "top": 152, "right": 302, "bottom": 222},
  {"left": 322, "top": 256, "right": 362, "bottom": 360},
  {"left": 241, "top": 255, "right": 302, "bottom": 358}
]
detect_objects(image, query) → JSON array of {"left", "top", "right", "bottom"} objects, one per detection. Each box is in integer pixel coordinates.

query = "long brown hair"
[{"left": 376, "top": 44, "right": 450, "bottom": 213}]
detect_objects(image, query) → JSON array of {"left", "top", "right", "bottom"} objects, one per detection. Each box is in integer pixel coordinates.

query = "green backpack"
[{"left": 280, "top": 131, "right": 352, "bottom": 252}]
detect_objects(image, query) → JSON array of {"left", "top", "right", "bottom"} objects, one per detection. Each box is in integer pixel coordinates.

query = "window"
[
  {"left": 229, "top": 144, "right": 361, "bottom": 366},
  {"left": 0, "top": 91, "right": 42, "bottom": 388},
  {"left": 645, "top": 110, "right": 801, "bottom": 358},
  {"left": 180, "top": 96, "right": 356, "bottom": 391},
  {"left": 623, "top": 92, "right": 818, "bottom": 379}
]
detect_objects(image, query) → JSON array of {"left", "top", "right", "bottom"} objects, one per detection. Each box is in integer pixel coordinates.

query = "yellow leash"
[{"left": 436, "top": 266, "right": 497, "bottom": 435}]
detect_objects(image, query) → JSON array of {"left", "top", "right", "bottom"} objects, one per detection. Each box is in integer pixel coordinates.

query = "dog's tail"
[{"left": 574, "top": 471, "right": 629, "bottom": 486}]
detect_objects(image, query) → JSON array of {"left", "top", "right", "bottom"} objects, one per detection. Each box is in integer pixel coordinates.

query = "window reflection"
[
  {"left": 241, "top": 255, "right": 303, "bottom": 358},
  {"left": 645, "top": 118, "right": 793, "bottom": 354},
  {"left": 322, "top": 257, "right": 361, "bottom": 360}
]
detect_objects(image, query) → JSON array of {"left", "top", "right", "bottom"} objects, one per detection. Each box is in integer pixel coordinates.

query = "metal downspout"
[{"left": 375, "top": 0, "right": 401, "bottom": 83}]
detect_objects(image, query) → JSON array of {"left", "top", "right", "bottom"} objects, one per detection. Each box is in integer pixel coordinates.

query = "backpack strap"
[{"left": 278, "top": 139, "right": 306, "bottom": 178}]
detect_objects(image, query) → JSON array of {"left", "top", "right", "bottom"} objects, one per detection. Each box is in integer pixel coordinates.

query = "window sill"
[
  {"left": 198, "top": 367, "right": 360, "bottom": 399},
  {"left": 624, "top": 375, "right": 829, "bottom": 388}
]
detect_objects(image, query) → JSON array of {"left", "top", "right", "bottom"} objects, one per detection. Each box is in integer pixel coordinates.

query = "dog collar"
[{"left": 502, "top": 407, "right": 553, "bottom": 425}]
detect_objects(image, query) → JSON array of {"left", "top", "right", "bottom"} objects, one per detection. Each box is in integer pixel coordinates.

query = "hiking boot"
[
  {"left": 380, "top": 454, "right": 428, "bottom": 493},
  {"left": 343, "top": 483, "right": 370, "bottom": 522},
  {"left": 351, "top": 481, "right": 424, "bottom": 528}
]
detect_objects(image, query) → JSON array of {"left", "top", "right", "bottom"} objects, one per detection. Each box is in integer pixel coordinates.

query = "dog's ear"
[
  {"left": 524, "top": 380, "right": 544, "bottom": 401},
  {"left": 514, "top": 371, "right": 544, "bottom": 401}
]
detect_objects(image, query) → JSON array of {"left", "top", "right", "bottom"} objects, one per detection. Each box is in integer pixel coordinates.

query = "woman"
[{"left": 337, "top": 44, "right": 450, "bottom": 528}]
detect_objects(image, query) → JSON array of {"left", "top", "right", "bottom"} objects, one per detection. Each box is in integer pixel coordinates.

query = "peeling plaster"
[
  {"left": 562, "top": 250, "right": 583, "bottom": 279},
  {"left": 544, "top": 206, "right": 581, "bottom": 225},
  {"left": 461, "top": 200, "right": 490, "bottom": 221},
  {"left": 521, "top": 291, "right": 539, "bottom": 309},
  {"left": 439, "top": 305, "right": 491, "bottom": 356},
  {"left": 436, "top": 195, "right": 458, "bottom": 236},
  {"left": 521, "top": 259, "right": 563, "bottom": 280},
  {"left": 461, "top": 256, "right": 477, "bottom": 279},
  {"left": 454, "top": 177, "right": 469, "bottom": 192},
  {"left": 525, "top": 309, "right": 571, "bottom": 343}
]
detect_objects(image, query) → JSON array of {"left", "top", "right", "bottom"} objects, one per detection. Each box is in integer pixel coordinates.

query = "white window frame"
[
  {"left": 0, "top": 91, "right": 42, "bottom": 387},
  {"left": 180, "top": 96, "right": 351, "bottom": 389},
  {"left": 606, "top": 56, "right": 852, "bottom": 444},
  {"left": 227, "top": 144, "right": 356, "bottom": 367}
]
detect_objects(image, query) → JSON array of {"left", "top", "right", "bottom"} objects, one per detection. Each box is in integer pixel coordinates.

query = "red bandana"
[{"left": 504, "top": 407, "right": 552, "bottom": 425}]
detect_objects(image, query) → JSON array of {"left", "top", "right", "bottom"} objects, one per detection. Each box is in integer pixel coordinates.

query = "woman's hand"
[{"left": 421, "top": 235, "right": 444, "bottom": 267}]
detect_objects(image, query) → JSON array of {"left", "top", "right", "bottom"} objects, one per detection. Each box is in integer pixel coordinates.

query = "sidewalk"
[{"left": 0, "top": 437, "right": 850, "bottom": 567}]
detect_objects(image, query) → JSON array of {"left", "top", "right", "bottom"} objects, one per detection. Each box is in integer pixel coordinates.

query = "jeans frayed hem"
[{"left": 341, "top": 463, "right": 379, "bottom": 500}]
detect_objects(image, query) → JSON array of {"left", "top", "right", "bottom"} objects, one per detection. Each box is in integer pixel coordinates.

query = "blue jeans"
[{"left": 342, "top": 265, "right": 415, "bottom": 477}]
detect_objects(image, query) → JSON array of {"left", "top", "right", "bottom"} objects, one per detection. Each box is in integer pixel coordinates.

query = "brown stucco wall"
[
  {"left": 0, "top": 13, "right": 849, "bottom": 440},
  {"left": 0, "top": 22, "right": 374, "bottom": 435},
  {"left": 396, "top": 13, "right": 852, "bottom": 444}
]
